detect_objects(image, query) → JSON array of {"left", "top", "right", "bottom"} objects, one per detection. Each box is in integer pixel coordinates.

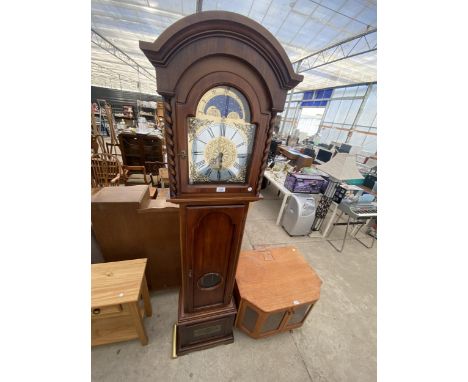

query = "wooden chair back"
[
  {"left": 91, "top": 104, "right": 100, "bottom": 137},
  {"left": 119, "top": 133, "right": 164, "bottom": 167},
  {"left": 91, "top": 104, "right": 107, "bottom": 154},
  {"left": 104, "top": 105, "right": 119, "bottom": 146},
  {"left": 106, "top": 142, "right": 121, "bottom": 157},
  {"left": 91, "top": 134, "right": 106, "bottom": 154},
  {"left": 91, "top": 153, "right": 122, "bottom": 187},
  {"left": 91, "top": 135, "right": 99, "bottom": 154}
]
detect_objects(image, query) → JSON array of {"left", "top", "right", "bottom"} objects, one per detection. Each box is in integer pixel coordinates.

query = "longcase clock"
[{"left": 140, "top": 11, "right": 303, "bottom": 356}]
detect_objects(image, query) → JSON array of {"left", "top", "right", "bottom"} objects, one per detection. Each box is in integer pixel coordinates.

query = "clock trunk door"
[{"left": 185, "top": 204, "right": 247, "bottom": 311}]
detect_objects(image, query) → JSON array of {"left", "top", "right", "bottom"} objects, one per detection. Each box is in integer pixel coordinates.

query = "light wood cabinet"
[
  {"left": 91, "top": 259, "right": 152, "bottom": 346},
  {"left": 235, "top": 246, "right": 321, "bottom": 339}
]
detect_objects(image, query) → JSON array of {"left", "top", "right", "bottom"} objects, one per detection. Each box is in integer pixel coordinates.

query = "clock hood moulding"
[
  {"left": 139, "top": 11, "right": 303, "bottom": 110},
  {"left": 139, "top": 10, "right": 303, "bottom": 199}
]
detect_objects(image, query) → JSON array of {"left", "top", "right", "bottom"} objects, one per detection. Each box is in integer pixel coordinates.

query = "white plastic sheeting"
[{"left": 91, "top": 0, "right": 376, "bottom": 94}]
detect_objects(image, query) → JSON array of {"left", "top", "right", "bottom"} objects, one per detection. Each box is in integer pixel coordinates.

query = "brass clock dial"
[{"left": 188, "top": 86, "right": 256, "bottom": 184}]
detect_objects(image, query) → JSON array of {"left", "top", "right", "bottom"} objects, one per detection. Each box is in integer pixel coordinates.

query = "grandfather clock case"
[{"left": 140, "top": 11, "right": 302, "bottom": 355}]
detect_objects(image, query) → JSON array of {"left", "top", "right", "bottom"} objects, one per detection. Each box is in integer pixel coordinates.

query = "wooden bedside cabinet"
[
  {"left": 235, "top": 246, "right": 322, "bottom": 339},
  {"left": 91, "top": 259, "right": 152, "bottom": 346}
]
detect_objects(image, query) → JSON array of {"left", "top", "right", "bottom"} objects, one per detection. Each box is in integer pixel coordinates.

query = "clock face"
[{"left": 188, "top": 86, "right": 256, "bottom": 184}]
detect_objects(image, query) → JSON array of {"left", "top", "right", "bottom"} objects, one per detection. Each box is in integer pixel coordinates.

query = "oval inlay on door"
[{"left": 198, "top": 273, "right": 222, "bottom": 289}]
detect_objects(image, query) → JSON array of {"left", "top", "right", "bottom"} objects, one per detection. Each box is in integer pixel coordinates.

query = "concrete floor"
[{"left": 92, "top": 185, "right": 376, "bottom": 382}]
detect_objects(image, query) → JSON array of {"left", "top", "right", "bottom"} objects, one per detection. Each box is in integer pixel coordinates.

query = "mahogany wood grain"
[
  {"left": 139, "top": 11, "right": 303, "bottom": 355},
  {"left": 176, "top": 291, "right": 237, "bottom": 355},
  {"left": 185, "top": 204, "right": 248, "bottom": 311}
]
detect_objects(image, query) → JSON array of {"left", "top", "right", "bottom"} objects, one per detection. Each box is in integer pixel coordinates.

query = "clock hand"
[
  {"left": 219, "top": 152, "right": 224, "bottom": 169},
  {"left": 214, "top": 152, "right": 223, "bottom": 170}
]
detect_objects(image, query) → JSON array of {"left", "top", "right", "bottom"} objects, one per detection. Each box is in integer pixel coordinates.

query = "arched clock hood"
[
  {"left": 140, "top": 11, "right": 303, "bottom": 199},
  {"left": 139, "top": 10, "right": 303, "bottom": 112}
]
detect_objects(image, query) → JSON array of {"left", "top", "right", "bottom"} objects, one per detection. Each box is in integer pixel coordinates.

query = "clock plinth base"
[
  {"left": 176, "top": 292, "right": 237, "bottom": 356},
  {"left": 176, "top": 326, "right": 234, "bottom": 356}
]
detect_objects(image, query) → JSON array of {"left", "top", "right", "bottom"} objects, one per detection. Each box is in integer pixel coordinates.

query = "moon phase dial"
[{"left": 188, "top": 86, "right": 256, "bottom": 184}]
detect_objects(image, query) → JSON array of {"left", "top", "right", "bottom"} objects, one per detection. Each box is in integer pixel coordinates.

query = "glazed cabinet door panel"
[
  {"left": 283, "top": 304, "right": 314, "bottom": 329},
  {"left": 186, "top": 204, "right": 247, "bottom": 311}
]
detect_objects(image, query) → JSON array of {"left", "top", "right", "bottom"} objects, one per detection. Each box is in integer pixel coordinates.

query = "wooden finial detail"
[{"left": 163, "top": 98, "right": 177, "bottom": 197}]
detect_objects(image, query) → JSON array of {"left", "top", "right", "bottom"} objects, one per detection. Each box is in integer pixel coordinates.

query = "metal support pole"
[
  {"left": 345, "top": 84, "right": 373, "bottom": 144},
  {"left": 289, "top": 98, "right": 303, "bottom": 137},
  {"left": 316, "top": 102, "right": 328, "bottom": 137},
  {"left": 196, "top": 0, "right": 203, "bottom": 13},
  {"left": 279, "top": 62, "right": 300, "bottom": 137},
  {"left": 280, "top": 91, "right": 294, "bottom": 137},
  {"left": 137, "top": 68, "right": 141, "bottom": 95}
]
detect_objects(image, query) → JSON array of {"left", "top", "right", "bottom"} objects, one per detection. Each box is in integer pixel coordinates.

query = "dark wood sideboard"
[
  {"left": 118, "top": 132, "right": 164, "bottom": 167},
  {"left": 91, "top": 185, "right": 181, "bottom": 290}
]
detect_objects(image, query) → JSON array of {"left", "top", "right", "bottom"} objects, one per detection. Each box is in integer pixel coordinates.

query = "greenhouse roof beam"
[
  {"left": 294, "top": 28, "right": 377, "bottom": 74},
  {"left": 91, "top": 28, "right": 156, "bottom": 82}
]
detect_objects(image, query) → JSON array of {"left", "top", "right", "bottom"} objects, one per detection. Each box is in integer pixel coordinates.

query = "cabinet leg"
[
  {"left": 322, "top": 203, "right": 338, "bottom": 237},
  {"left": 141, "top": 275, "right": 153, "bottom": 317},
  {"left": 276, "top": 194, "right": 289, "bottom": 225},
  {"left": 129, "top": 302, "right": 148, "bottom": 345}
]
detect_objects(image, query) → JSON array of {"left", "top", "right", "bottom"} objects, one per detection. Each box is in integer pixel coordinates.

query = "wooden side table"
[
  {"left": 92, "top": 259, "right": 152, "bottom": 346},
  {"left": 235, "top": 246, "right": 321, "bottom": 339}
]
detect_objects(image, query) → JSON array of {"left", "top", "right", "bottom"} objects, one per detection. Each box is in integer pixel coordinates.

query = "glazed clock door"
[
  {"left": 187, "top": 86, "right": 256, "bottom": 184},
  {"left": 185, "top": 204, "right": 247, "bottom": 311}
]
